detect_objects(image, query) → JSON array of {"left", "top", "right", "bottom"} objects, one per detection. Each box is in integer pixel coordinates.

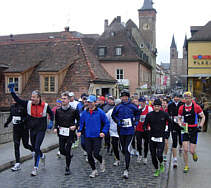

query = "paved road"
[{"left": 0, "top": 146, "right": 168, "bottom": 188}]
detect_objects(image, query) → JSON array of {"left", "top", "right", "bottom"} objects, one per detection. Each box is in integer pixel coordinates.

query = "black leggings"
[
  {"left": 59, "top": 136, "right": 73, "bottom": 168},
  {"left": 149, "top": 139, "right": 165, "bottom": 169},
  {"left": 13, "top": 126, "right": 33, "bottom": 163},
  {"left": 136, "top": 131, "right": 149, "bottom": 158},
  {"left": 111, "top": 137, "right": 120, "bottom": 160},
  {"left": 119, "top": 135, "right": 133, "bottom": 170},
  {"left": 85, "top": 137, "right": 102, "bottom": 170},
  {"left": 171, "top": 129, "right": 182, "bottom": 148},
  {"left": 30, "top": 130, "right": 45, "bottom": 167}
]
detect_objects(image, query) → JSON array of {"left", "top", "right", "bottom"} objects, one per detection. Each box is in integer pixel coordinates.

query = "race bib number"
[
  {"left": 165, "top": 125, "right": 168, "bottom": 132},
  {"left": 140, "top": 115, "right": 146, "bottom": 123},
  {"left": 59, "top": 127, "right": 69, "bottom": 136},
  {"left": 122, "top": 118, "right": 132, "bottom": 128},
  {"left": 12, "top": 116, "right": 21, "bottom": 124},
  {"left": 151, "top": 137, "right": 163, "bottom": 142}
]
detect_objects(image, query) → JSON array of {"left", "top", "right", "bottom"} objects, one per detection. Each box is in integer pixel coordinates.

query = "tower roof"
[
  {"left": 140, "top": 0, "right": 154, "bottom": 10},
  {"left": 183, "top": 35, "right": 187, "bottom": 48},
  {"left": 170, "top": 35, "right": 177, "bottom": 48}
]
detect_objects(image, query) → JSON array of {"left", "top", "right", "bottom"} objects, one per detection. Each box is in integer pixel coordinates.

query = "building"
[
  {"left": 187, "top": 21, "right": 211, "bottom": 100},
  {"left": 0, "top": 30, "right": 116, "bottom": 109},
  {"left": 93, "top": 0, "right": 157, "bottom": 97},
  {"left": 170, "top": 35, "right": 187, "bottom": 90}
]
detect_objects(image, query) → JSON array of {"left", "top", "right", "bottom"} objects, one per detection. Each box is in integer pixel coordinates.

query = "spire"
[
  {"left": 183, "top": 35, "right": 187, "bottom": 48},
  {"left": 140, "top": 0, "right": 154, "bottom": 10},
  {"left": 170, "top": 35, "right": 177, "bottom": 48}
]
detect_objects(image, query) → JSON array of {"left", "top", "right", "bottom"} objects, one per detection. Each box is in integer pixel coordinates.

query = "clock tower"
[{"left": 138, "top": 0, "right": 156, "bottom": 50}]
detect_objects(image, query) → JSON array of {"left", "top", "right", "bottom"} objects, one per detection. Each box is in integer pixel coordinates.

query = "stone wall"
[{"left": 0, "top": 112, "right": 13, "bottom": 144}]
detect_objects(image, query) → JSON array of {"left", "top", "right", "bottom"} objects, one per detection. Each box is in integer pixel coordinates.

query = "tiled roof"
[{"left": 189, "top": 21, "right": 211, "bottom": 41}]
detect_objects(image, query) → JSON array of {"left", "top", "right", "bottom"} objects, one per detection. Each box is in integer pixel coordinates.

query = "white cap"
[{"left": 69, "top": 92, "right": 75, "bottom": 97}]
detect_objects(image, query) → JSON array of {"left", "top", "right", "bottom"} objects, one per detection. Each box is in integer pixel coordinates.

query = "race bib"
[
  {"left": 59, "top": 127, "right": 69, "bottom": 136},
  {"left": 151, "top": 137, "right": 163, "bottom": 142},
  {"left": 122, "top": 118, "right": 132, "bottom": 128},
  {"left": 165, "top": 125, "right": 168, "bottom": 132},
  {"left": 140, "top": 115, "right": 146, "bottom": 123},
  {"left": 12, "top": 116, "right": 21, "bottom": 124}
]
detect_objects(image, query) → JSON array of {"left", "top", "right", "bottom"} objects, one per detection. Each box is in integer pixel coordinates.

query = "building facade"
[{"left": 187, "top": 21, "right": 211, "bottom": 100}]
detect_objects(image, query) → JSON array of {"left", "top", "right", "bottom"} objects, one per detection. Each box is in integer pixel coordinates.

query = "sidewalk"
[
  {"left": 0, "top": 131, "right": 58, "bottom": 172},
  {"left": 167, "top": 131, "right": 211, "bottom": 188}
]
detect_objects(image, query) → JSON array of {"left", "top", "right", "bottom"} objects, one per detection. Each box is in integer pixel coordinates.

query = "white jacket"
[{"left": 106, "top": 108, "right": 119, "bottom": 137}]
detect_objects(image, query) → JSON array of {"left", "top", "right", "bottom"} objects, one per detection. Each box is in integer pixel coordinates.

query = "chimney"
[
  {"left": 64, "top": 26, "right": 69, "bottom": 32},
  {"left": 104, "top": 19, "right": 108, "bottom": 31},
  {"left": 117, "top": 16, "right": 121, "bottom": 23}
]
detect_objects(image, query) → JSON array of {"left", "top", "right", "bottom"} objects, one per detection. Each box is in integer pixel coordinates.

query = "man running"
[
  {"left": 178, "top": 92, "right": 205, "bottom": 173},
  {"left": 54, "top": 91, "right": 80, "bottom": 175},
  {"left": 4, "top": 98, "right": 33, "bottom": 171},
  {"left": 136, "top": 96, "right": 153, "bottom": 164},
  {"left": 8, "top": 83, "right": 54, "bottom": 176},
  {"left": 168, "top": 93, "right": 184, "bottom": 167},
  {"left": 143, "top": 99, "right": 171, "bottom": 177},
  {"left": 112, "top": 89, "right": 140, "bottom": 179},
  {"left": 77, "top": 95, "right": 110, "bottom": 178}
]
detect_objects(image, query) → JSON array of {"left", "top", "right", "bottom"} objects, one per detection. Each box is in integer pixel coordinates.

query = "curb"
[{"left": 0, "top": 143, "right": 59, "bottom": 172}]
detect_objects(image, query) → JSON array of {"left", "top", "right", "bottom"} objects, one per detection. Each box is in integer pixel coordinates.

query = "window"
[
  {"left": 116, "top": 69, "right": 124, "bottom": 80},
  {"left": 44, "top": 76, "right": 55, "bottom": 93},
  {"left": 98, "top": 47, "right": 106, "bottom": 57},
  {"left": 8, "top": 77, "right": 19, "bottom": 92},
  {"left": 115, "top": 47, "right": 122, "bottom": 56}
]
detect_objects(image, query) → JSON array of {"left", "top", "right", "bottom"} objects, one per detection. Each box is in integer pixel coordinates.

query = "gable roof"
[{"left": 189, "top": 21, "right": 211, "bottom": 41}]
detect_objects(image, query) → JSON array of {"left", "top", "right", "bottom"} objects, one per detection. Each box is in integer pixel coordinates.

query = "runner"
[
  {"left": 136, "top": 96, "right": 153, "bottom": 164},
  {"left": 178, "top": 92, "right": 205, "bottom": 173},
  {"left": 4, "top": 98, "right": 33, "bottom": 171},
  {"left": 8, "top": 83, "right": 54, "bottom": 176},
  {"left": 168, "top": 93, "right": 184, "bottom": 167},
  {"left": 143, "top": 99, "right": 171, "bottom": 177},
  {"left": 111, "top": 89, "right": 140, "bottom": 179},
  {"left": 77, "top": 95, "right": 110, "bottom": 178},
  {"left": 53, "top": 91, "right": 80, "bottom": 175}
]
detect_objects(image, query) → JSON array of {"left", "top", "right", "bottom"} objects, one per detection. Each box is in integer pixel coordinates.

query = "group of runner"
[{"left": 4, "top": 83, "right": 205, "bottom": 179}]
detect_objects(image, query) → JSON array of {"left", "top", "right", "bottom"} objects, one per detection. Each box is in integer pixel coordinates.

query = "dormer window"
[
  {"left": 115, "top": 47, "right": 122, "bottom": 56},
  {"left": 98, "top": 47, "right": 107, "bottom": 57}
]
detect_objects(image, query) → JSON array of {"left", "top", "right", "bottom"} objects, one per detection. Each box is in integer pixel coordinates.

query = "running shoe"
[
  {"left": 183, "top": 165, "right": 189, "bottom": 173},
  {"left": 160, "top": 163, "right": 165, "bottom": 173},
  {"left": 31, "top": 167, "right": 38, "bottom": 176},
  {"left": 143, "top": 158, "right": 148, "bottom": 165},
  {"left": 113, "top": 160, "right": 120, "bottom": 166},
  {"left": 122, "top": 170, "right": 129, "bottom": 179},
  {"left": 163, "top": 155, "right": 167, "bottom": 162},
  {"left": 100, "top": 160, "right": 105, "bottom": 172},
  {"left": 65, "top": 167, "right": 70, "bottom": 175},
  {"left": 179, "top": 146, "right": 183, "bottom": 153},
  {"left": 11, "top": 163, "right": 21, "bottom": 171},
  {"left": 154, "top": 169, "right": 160, "bottom": 177},
  {"left": 137, "top": 155, "right": 142, "bottom": 163},
  {"left": 193, "top": 153, "right": 198, "bottom": 162},
  {"left": 57, "top": 151, "right": 61, "bottom": 159},
  {"left": 173, "top": 159, "right": 178, "bottom": 168},
  {"left": 89, "top": 170, "right": 98, "bottom": 178}
]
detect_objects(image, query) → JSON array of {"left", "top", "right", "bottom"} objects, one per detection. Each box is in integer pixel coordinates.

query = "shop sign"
[{"left": 193, "top": 55, "right": 211, "bottom": 60}]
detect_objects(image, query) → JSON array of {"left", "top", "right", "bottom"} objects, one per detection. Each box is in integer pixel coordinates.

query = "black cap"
[
  {"left": 154, "top": 99, "right": 162, "bottom": 106},
  {"left": 120, "top": 89, "right": 130, "bottom": 97}
]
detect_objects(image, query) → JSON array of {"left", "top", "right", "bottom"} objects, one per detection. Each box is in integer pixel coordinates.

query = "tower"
[
  {"left": 183, "top": 35, "right": 187, "bottom": 58},
  {"left": 138, "top": 0, "right": 156, "bottom": 50},
  {"left": 170, "top": 35, "right": 178, "bottom": 59}
]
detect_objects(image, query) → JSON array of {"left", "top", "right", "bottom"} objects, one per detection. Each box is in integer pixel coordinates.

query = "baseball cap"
[
  {"left": 81, "top": 93, "right": 88, "bottom": 99},
  {"left": 87, "top": 95, "right": 96, "bottom": 103},
  {"left": 108, "top": 96, "right": 114, "bottom": 100},
  {"left": 183, "top": 91, "right": 192, "bottom": 98},
  {"left": 139, "top": 96, "right": 146, "bottom": 102},
  {"left": 154, "top": 99, "right": 162, "bottom": 106},
  {"left": 69, "top": 92, "right": 74, "bottom": 97},
  {"left": 98, "top": 96, "right": 105, "bottom": 102}
]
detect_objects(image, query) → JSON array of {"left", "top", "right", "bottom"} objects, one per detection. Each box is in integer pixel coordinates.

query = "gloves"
[
  {"left": 8, "top": 83, "right": 15, "bottom": 93},
  {"left": 47, "top": 120, "right": 53, "bottom": 129},
  {"left": 4, "top": 123, "right": 8, "bottom": 128}
]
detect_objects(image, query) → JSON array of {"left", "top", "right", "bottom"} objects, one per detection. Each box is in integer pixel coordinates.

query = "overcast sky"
[{"left": 0, "top": 0, "right": 210, "bottom": 64}]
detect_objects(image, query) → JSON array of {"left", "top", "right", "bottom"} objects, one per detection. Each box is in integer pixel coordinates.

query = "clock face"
[{"left": 143, "top": 23, "right": 150, "bottom": 30}]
